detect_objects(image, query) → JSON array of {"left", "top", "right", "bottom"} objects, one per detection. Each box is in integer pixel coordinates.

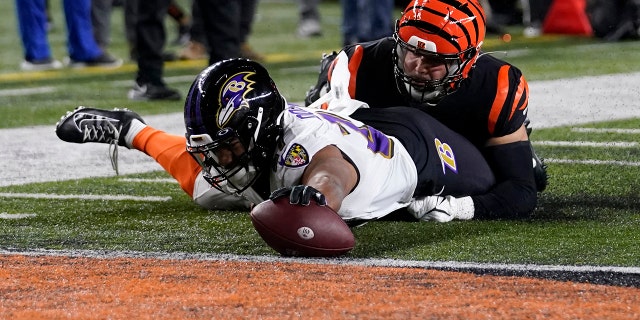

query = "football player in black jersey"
[{"left": 305, "top": 0, "right": 548, "bottom": 220}]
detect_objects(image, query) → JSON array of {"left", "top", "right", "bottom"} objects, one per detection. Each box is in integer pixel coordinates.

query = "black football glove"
[{"left": 269, "top": 185, "right": 327, "bottom": 206}]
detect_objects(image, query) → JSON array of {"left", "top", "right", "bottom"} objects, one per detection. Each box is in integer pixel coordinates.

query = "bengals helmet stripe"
[
  {"left": 393, "top": 0, "right": 487, "bottom": 104},
  {"left": 398, "top": 0, "right": 485, "bottom": 55}
]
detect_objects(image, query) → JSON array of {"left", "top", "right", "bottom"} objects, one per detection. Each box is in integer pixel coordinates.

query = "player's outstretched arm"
[{"left": 300, "top": 145, "right": 358, "bottom": 212}]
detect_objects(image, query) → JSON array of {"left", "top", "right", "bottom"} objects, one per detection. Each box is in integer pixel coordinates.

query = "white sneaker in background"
[
  {"left": 297, "top": 19, "right": 322, "bottom": 38},
  {"left": 20, "top": 58, "right": 63, "bottom": 71}
]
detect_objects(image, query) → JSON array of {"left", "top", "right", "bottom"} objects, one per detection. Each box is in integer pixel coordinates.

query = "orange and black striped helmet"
[{"left": 393, "top": 0, "right": 486, "bottom": 104}]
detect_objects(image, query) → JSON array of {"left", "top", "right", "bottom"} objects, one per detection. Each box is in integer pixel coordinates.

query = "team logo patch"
[
  {"left": 435, "top": 138, "right": 458, "bottom": 174},
  {"left": 281, "top": 143, "right": 309, "bottom": 167}
]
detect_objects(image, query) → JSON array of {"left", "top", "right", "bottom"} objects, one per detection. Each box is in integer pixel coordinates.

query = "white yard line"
[
  {"left": 0, "top": 192, "right": 172, "bottom": 201},
  {"left": 545, "top": 158, "right": 640, "bottom": 167},
  {"left": 0, "top": 86, "right": 55, "bottom": 96},
  {"left": 533, "top": 140, "right": 637, "bottom": 147},
  {"left": 571, "top": 127, "right": 640, "bottom": 134},
  {"left": 0, "top": 213, "right": 37, "bottom": 219}
]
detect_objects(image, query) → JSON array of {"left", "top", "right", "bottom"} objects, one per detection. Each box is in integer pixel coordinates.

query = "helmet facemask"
[
  {"left": 393, "top": 31, "right": 475, "bottom": 105},
  {"left": 187, "top": 127, "right": 259, "bottom": 195},
  {"left": 392, "top": 0, "right": 486, "bottom": 105}
]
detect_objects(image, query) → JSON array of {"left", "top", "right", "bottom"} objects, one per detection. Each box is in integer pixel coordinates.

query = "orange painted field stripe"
[{"left": 1, "top": 254, "right": 639, "bottom": 319}]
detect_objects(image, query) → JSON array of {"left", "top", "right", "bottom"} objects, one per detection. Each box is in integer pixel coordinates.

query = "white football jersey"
[{"left": 271, "top": 105, "right": 417, "bottom": 221}]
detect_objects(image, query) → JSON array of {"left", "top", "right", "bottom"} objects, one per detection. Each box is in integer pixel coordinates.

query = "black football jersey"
[{"left": 335, "top": 37, "right": 529, "bottom": 147}]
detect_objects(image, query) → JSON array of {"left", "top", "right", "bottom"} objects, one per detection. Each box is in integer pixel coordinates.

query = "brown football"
[{"left": 250, "top": 197, "right": 355, "bottom": 257}]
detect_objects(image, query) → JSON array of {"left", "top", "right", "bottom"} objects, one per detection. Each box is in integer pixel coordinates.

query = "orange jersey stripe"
[
  {"left": 508, "top": 75, "right": 528, "bottom": 120},
  {"left": 347, "top": 46, "right": 364, "bottom": 98},
  {"left": 327, "top": 58, "right": 337, "bottom": 82},
  {"left": 487, "top": 65, "right": 511, "bottom": 135}
]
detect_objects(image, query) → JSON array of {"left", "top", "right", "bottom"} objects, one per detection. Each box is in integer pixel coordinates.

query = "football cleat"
[
  {"left": 55, "top": 107, "right": 146, "bottom": 174},
  {"left": 55, "top": 106, "right": 145, "bottom": 147}
]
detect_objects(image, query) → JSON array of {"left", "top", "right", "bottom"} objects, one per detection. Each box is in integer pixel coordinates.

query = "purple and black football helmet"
[{"left": 184, "top": 58, "right": 285, "bottom": 193}]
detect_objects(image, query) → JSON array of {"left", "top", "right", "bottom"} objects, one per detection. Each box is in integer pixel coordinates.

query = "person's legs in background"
[
  {"left": 127, "top": 0, "right": 181, "bottom": 100},
  {"left": 298, "top": 0, "right": 322, "bottom": 38},
  {"left": 91, "top": 0, "right": 113, "bottom": 50},
  {"left": 63, "top": 0, "right": 122, "bottom": 67},
  {"left": 361, "top": 0, "right": 393, "bottom": 41},
  {"left": 195, "top": 0, "right": 241, "bottom": 65},
  {"left": 239, "top": 0, "right": 264, "bottom": 62},
  {"left": 341, "top": 0, "right": 359, "bottom": 46},
  {"left": 167, "top": 0, "right": 191, "bottom": 46},
  {"left": 15, "top": 0, "right": 62, "bottom": 70},
  {"left": 178, "top": 0, "right": 208, "bottom": 60}
]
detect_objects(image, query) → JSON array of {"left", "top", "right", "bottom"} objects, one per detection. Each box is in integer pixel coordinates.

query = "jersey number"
[{"left": 318, "top": 112, "right": 394, "bottom": 158}]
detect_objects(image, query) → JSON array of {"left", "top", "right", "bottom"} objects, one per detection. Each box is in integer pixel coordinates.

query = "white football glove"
[{"left": 407, "top": 196, "right": 475, "bottom": 222}]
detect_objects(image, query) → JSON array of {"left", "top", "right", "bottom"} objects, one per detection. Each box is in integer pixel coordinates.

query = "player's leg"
[
  {"left": 131, "top": 126, "right": 200, "bottom": 197},
  {"left": 55, "top": 107, "right": 200, "bottom": 197}
]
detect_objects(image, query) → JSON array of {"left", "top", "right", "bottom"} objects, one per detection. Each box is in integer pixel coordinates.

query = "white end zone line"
[
  {"left": 0, "top": 192, "right": 171, "bottom": 202},
  {"left": 5, "top": 249, "right": 640, "bottom": 275},
  {"left": 1, "top": 249, "right": 639, "bottom": 286}
]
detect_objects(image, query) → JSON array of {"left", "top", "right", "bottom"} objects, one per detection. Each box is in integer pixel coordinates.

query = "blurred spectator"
[
  {"left": 341, "top": 0, "right": 394, "bottom": 46},
  {"left": 168, "top": 1, "right": 191, "bottom": 46},
  {"left": 521, "top": 0, "right": 552, "bottom": 37},
  {"left": 239, "top": 0, "right": 264, "bottom": 61},
  {"left": 587, "top": 0, "right": 640, "bottom": 41},
  {"left": 486, "top": 0, "right": 521, "bottom": 26},
  {"left": 126, "top": 0, "right": 181, "bottom": 100},
  {"left": 45, "top": 0, "right": 54, "bottom": 31},
  {"left": 96, "top": 0, "right": 178, "bottom": 62},
  {"left": 91, "top": 0, "right": 114, "bottom": 50},
  {"left": 480, "top": 0, "right": 507, "bottom": 35},
  {"left": 179, "top": 0, "right": 263, "bottom": 64},
  {"left": 298, "top": 0, "right": 322, "bottom": 38},
  {"left": 15, "top": 0, "right": 121, "bottom": 71},
  {"left": 178, "top": 0, "right": 208, "bottom": 61}
]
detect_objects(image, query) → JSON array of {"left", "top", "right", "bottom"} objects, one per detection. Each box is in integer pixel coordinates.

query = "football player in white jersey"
[{"left": 56, "top": 58, "right": 495, "bottom": 223}]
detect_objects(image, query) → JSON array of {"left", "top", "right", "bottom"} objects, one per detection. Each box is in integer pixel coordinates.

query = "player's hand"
[
  {"left": 407, "top": 196, "right": 474, "bottom": 222},
  {"left": 269, "top": 185, "right": 327, "bottom": 206}
]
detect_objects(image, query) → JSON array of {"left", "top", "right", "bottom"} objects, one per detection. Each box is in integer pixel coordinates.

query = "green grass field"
[{"left": 1, "top": 0, "right": 639, "bottom": 268}]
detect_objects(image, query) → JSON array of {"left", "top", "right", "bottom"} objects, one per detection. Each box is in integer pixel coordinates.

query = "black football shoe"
[
  {"left": 55, "top": 106, "right": 145, "bottom": 148},
  {"left": 128, "top": 81, "right": 181, "bottom": 101}
]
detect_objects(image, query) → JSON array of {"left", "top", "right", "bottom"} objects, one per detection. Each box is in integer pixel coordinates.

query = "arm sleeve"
[{"left": 471, "top": 141, "right": 538, "bottom": 219}]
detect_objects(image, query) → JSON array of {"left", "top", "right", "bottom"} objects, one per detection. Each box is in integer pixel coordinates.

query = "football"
[{"left": 250, "top": 197, "right": 355, "bottom": 257}]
